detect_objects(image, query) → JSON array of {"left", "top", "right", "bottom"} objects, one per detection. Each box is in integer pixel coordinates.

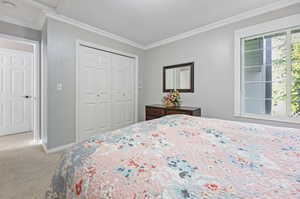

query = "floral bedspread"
[{"left": 46, "top": 115, "right": 300, "bottom": 199}]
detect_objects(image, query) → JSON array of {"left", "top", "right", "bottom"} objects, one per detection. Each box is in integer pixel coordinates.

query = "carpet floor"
[{"left": 0, "top": 133, "right": 62, "bottom": 199}]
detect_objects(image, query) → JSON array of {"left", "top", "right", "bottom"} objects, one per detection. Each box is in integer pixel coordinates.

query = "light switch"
[{"left": 57, "top": 83, "right": 63, "bottom": 91}]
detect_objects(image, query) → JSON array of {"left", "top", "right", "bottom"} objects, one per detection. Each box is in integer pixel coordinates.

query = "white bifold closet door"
[
  {"left": 78, "top": 45, "right": 134, "bottom": 141},
  {"left": 111, "top": 54, "right": 134, "bottom": 129}
]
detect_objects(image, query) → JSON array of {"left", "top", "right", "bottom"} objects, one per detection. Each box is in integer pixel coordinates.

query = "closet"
[{"left": 77, "top": 44, "right": 135, "bottom": 141}]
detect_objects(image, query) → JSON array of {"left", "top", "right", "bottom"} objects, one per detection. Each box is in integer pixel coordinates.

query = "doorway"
[{"left": 0, "top": 34, "right": 40, "bottom": 144}]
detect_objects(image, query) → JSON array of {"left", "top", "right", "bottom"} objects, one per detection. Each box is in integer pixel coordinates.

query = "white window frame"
[{"left": 234, "top": 13, "right": 300, "bottom": 124}]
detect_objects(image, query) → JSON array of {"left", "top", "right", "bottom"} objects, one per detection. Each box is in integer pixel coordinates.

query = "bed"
[{"left": 46, "top": 115, "right": 300, "bottom": 199}]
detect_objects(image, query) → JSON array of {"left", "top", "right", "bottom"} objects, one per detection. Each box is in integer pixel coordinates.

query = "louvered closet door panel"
[
  {"left": 78, "top": 46, "right": 111, "bottom": 141},
  {"left": 111, "top": 54, "right": 134, "bottom": 129}
]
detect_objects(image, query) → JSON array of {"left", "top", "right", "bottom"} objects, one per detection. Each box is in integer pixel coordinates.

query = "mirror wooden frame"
[{"left": 163, "top": 62, "right": 194, "bottom": 93}]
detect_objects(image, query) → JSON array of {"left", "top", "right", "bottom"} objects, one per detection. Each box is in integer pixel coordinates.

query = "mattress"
[{"left": 46, "top": 115, "right": 300, "bottom": 199}]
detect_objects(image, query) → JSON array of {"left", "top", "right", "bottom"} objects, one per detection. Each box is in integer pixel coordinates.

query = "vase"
[
  {"left": 164, "top": 102, "right": 179, "bottom": 107},
  {"left": 165, "top": 103, "right": 175, "bottom": 107}
]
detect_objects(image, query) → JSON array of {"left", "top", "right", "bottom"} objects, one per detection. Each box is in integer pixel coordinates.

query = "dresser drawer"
[
  {"left": 146, "top": 107, "right": 165, "bottom": 117},
  {"left": 146, "top": 105, "right": 201, "bottom": 121},
  {"left": 146, "top": 115, "right": 162, "bottom": 120},
  {"left": 166, "top": 110, "right": 192, "bottom": 115}
]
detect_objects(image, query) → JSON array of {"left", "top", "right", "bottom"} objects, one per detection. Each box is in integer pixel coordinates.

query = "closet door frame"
[{"left": 75, "top": 40, "right": 139, "bottom": 143}]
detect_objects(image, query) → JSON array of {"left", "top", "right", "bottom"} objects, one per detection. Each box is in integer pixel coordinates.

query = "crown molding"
[
  {"left": 45, "top": 12, "right": 146, "bottom": 49},
  {"left": 0, "top": 0, "right": 55, "bottom": 30},
  {"left": 145, "top": 0, "right": 300, "bottom": 49},
  {"left": 23, "top": 0, "right": 56, "bottom": 12},
  {"left": 21, "top": 0, "right": 300, "bottom": 50},
  {"left": 22, "top": 0, "right": 146, "bottom": 49},
  {"left": 0, "top": 16, "right": 41, "bottom": 30}
]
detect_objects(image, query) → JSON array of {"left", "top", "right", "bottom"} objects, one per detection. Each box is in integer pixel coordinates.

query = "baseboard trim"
[
  {"left": 0, "top": 131, "right": 32, "bottom": 137},
  {"left": 42, "top": 142, "right": 75, "bottom": 154},
  {"left": 41, "top": 143, "right": 48, "bottom": 153}
]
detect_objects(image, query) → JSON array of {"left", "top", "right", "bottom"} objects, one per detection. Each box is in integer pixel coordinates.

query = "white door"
[
  {"left": 78, "top": 46, "right": 111, "bottom": 141},
  {"left": 111, "top": 54, "right": 134, "bottom": 129},
  {"left": 78, "top": 45, "right": 135, "bottom": 141},
  {"left": 0, "top": 48, "right": 33, "bottom": 136}
]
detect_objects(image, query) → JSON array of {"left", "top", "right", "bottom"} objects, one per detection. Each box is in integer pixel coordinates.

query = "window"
[{"left": 235, "top": 15, "right": 300, "bottom": 123}]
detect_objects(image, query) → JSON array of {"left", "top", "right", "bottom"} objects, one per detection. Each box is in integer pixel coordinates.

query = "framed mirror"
[{"left": 163, "top": 62, "right": 194, "bottom": 93}]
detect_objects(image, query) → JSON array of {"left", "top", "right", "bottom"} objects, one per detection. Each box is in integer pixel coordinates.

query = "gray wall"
[
  {"left": 143, "top": 4, "right": 300, "bottom": 129},
  {"left": 41, "top": 20, "right": 48, "bottom": 144},
  {"left": 0, "top": 21, "right": 41, "bottom": 41},
  {"left": 44, "top": 4, "right": 300, "bottom": 150},
  {"left": 45, "top": 18, "right": 145, "bottom": 149}
]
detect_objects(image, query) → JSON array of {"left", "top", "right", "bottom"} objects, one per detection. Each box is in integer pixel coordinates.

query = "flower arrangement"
[{"left": 162, "top": 90, "right": 181, "bottom": 107}]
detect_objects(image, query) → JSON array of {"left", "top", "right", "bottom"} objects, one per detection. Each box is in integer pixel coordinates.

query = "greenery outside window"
[{"left": 240, "top": 28, "right": 300, "bottom": 120}]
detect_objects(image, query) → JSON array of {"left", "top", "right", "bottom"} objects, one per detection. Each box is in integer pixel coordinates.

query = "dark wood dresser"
[{"left": 145, "top": 104, "right": 201, "bottom": 120}]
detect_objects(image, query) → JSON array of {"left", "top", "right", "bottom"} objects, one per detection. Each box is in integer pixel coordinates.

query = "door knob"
[{"left": 23, "top": 96, "right": 32, "bottom": 99}]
